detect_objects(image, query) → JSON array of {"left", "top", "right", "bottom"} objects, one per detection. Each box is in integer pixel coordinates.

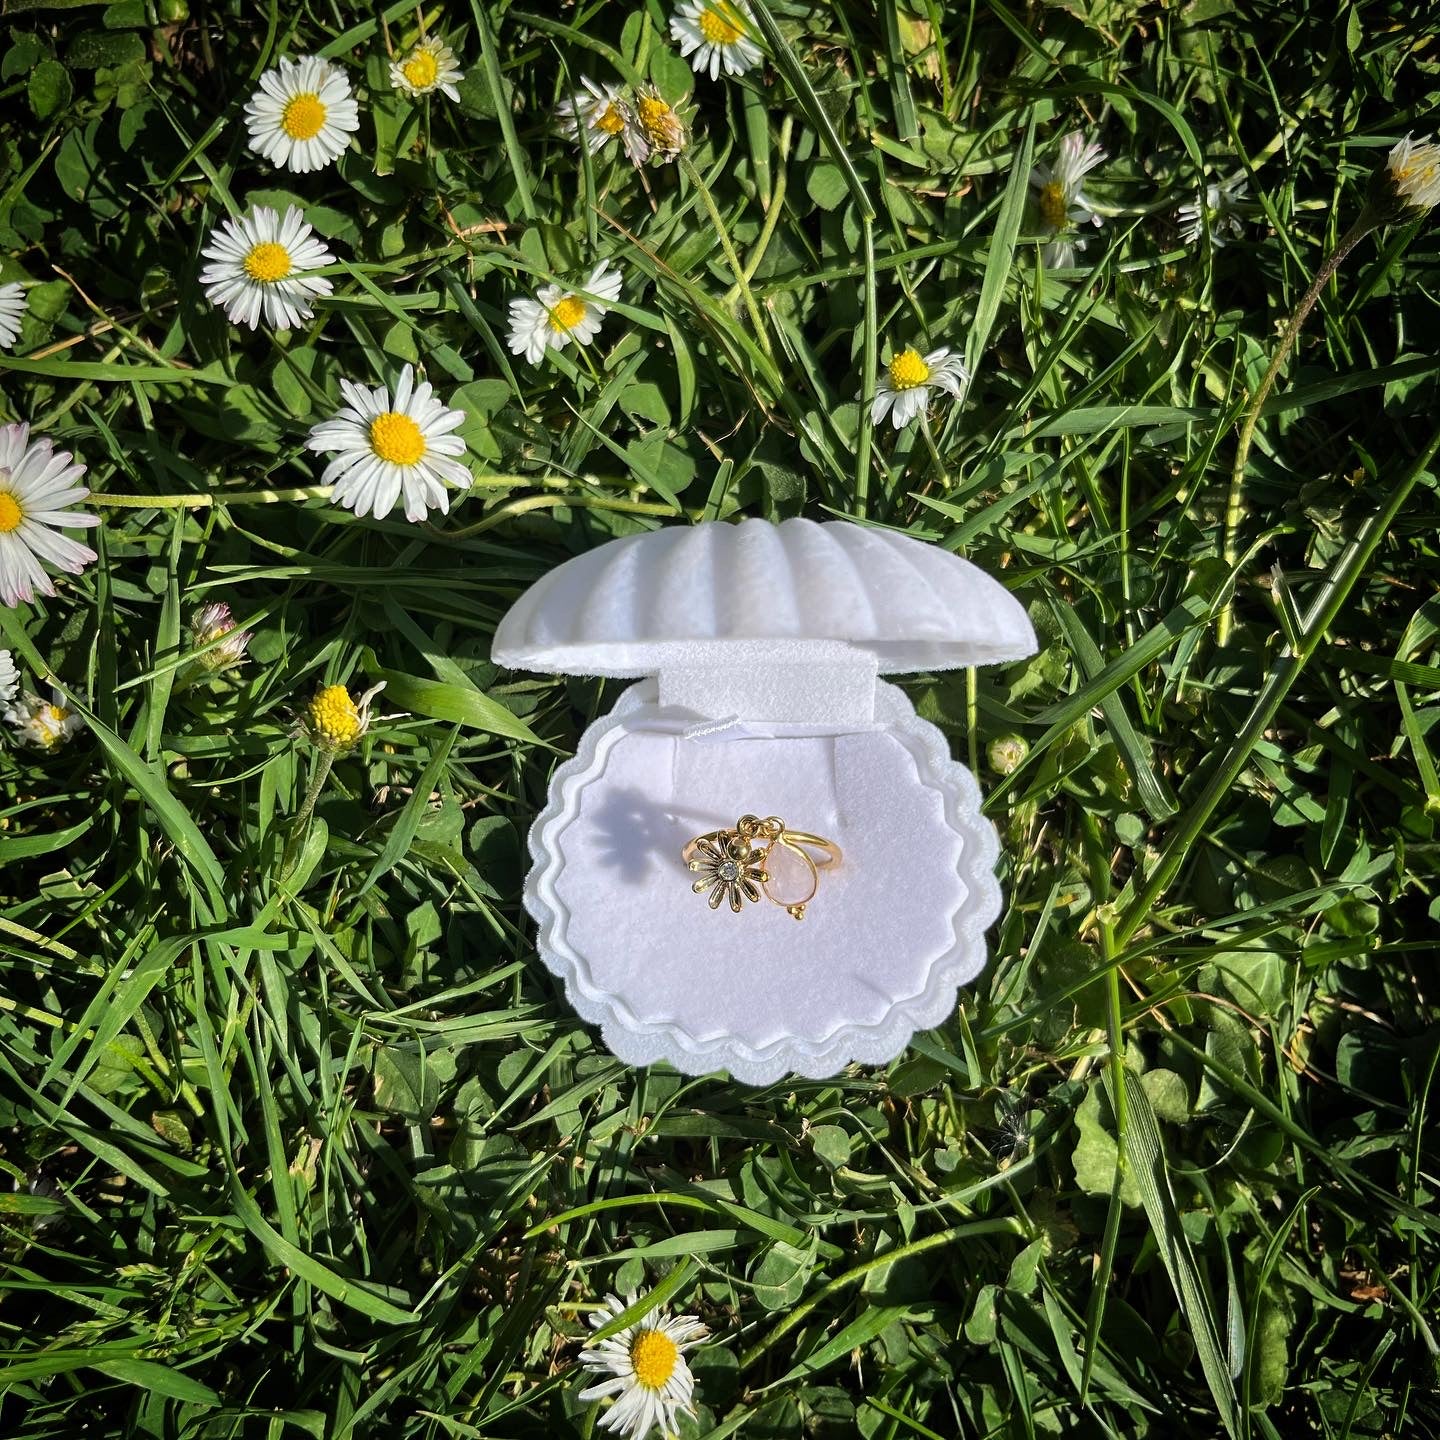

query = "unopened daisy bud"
[
  {"left": 190, "top": 602, "right": 253, "bottom": 671},
  {"left": 0, "top": 649, "right": 17, "bottom": 705},
  {"left": 5, "top": 689, "right": 83, "bottom": 752},
  {"left": 988, "top": 735, "right": 1030, "bottom": 776},
  {"left": 1369, "top": 134, "right": 1440, "bottom": 221},
  {"left": 302, "top": 681, "right": 384, "bottom": 753},
  {"left": 629, "top": 87, "right": 687, "bottom": 164}
]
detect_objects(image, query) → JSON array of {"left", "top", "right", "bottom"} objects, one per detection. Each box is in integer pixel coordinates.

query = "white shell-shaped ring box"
[{"left": 492, "top": 518, "right": 1037, "bottom": 1084}]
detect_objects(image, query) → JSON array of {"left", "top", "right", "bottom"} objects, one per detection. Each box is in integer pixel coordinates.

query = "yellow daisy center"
[
  {"left": 630, "top": 1328, "right": 679, "bottom": 1390},
  {"left": 549, "top": 295, "right": 588, "bottom": 332},
  {"left": 402, "top": 48, "right": 439, "bottom": 90},
  {"left": 637, "top": 94, "right": 677, "bottom": 143},
  {"left": 243, "top": 241, "right": 293, "bottom": 284},
  {"left": 1037, "top": 179, "right": 1068, "bottom": 230},
  {"left": 888, "top": 348, "right": 930, "bottom": 390},
  {"left": 698, "top": 5, "right": 744, "bottom": 44},
  {"left": 1395, "top": 155, "right": 1438, "bottom": 192},
  {"left": 282, "top": 92, "right": 328, "bottom": 141},
  {"left": 596, "top": 102, "right": 626, "bottom": 136},
  {"left": 369, "top": 411, "right": 428, "bottom": 466},
  {"left": 34, "top": 705, "right": 70, "bottom": 743},
  {"left": 308, "top": 685, "right": 362, "bottom": 747},
  {"left": 0, "top": 491, "right": 22, "bottom": 533}
]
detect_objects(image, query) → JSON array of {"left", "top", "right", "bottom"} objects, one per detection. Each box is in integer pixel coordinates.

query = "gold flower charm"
[
  {"left": 686, "top": 830, "right": 769, "bottom": 913},
  {"left": 682, "top": 815, "right": 843, "bottom": 921}
]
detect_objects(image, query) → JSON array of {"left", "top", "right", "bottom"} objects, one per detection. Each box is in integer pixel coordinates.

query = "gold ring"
[{"left": 682, "top": 814, "right": 842, "bottom": 921}]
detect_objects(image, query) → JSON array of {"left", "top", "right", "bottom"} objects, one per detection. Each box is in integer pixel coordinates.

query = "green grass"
[{"left": 2, "top": 1, "right": 1440, "bottom": 1436}]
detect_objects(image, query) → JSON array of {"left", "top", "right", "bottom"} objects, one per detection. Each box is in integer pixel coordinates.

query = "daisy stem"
[
  {"left": 1217, "top": 207, "right": 1378, "bottom": 645},
  {"left": 680, "top": 155, "right": 773, "bottom": 360},
  {"left": 438, "top": 491, "right": 682, "bottom": 540},
  {"left": 735, "top": 114, "right": 793, "bottom": 289},
  {"left": 918, "top": 413, "right": 950, "bottom": 492},
  {"left": 90, "top": 477, "right": 556, "bottom": 509},
  {"left": 280, "top": 749, "right": 334, "bottom": 881},
  {"left": 93, "top": 487, "right": 332, "bottom": 509}
]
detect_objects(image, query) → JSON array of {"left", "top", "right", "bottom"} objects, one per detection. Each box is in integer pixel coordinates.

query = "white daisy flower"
[
  {"left": 1030, "top": 130, "right": 1107, "bottom": 268},
  {"left": 507, "top": 260, "right": 623, "bottom": 365},
  {"left": 245, "top": 55, "right": 360, "bottom": 174},
  {"left": 577, "top": 1290, "right": 708, "bottom": 1440},
  {"left": 870, "top": 345, "right": 969, "bottom": 430},
  {"left": 305, "top": 365, "right": 471, "bottom": 523},
  {"left": 669, "top": 1, "right": 762, "bottom": 81},
  {"left": 190, "top": 601, "right": 253, "bottom": 672},
  {"left": 1177, "top": 176, "right": 1247, "bottom": 249},
  {"left": 199, "top": 205, "right": 336, "bottom": 332},
  {"left": 390, "top": 37, "right": 464, "bottom": 102},
  {"left": 0, "top": 423, "right": 99, "bottom": 609},
  {"left": 0, "top": 282, "right": 27, "bottom": 350},
  {"left": 5, "top": 688, "right": 83, "bottom": 752},
  {"left": 1383, "top": 133, "right": 1440, "bottom": 213},
  {"left": 557, "top": 77, "right": 650, "bottom": 166},
  {"left": 0, "top": 649, "right": 16, "bottom": 705}
]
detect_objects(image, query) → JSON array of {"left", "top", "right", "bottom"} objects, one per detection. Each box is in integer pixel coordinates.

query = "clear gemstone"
[{"left": 718, "top": 861, "right": 739, "bottom": 882}]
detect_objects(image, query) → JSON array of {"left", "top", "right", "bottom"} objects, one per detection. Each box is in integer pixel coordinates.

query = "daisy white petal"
[
  {"left": 0, "top": 649, "right": 16, "bottom": 705},
  {"left": 669, "top": 1, "right": 762, "bottom": 81},
  {"left": 869, "top": 344, "right": 970, "bottom": 431},
  {"left": 1177, "top": 175, "right": 1248, "bottom": 249},
  {"left": 390, "top": 37, "right": 464, "bottom": 102},
  {"left": 1042, "top": 237, "right": 1078, "bottom": 268},
  {"left": 506, "top": 260, "right": 623, "bottom": 365},
  {"left": 5, "top": 687, "right": 83, "bottom": 751},
  {"left": 245, "top": 55, "right": 360, "bottom": 174},
  {"left": 555, "top": 75, "right": 644, "bottom": 162},
  {"left": 305, "top": 364, "right": 471, "bottom": 523},
  {"left": 1030, "top": 130, "right": 1106, "bottom": 261},
  {"left": 0, "top": 423, "right": 99, "bottom": 608},
  {"left": 577, "top": 1288, "right": 708, "bottom": 1440},
  {"left": 1378, "top": 133, "right": 1440, "bottom": 215},
  {"left": 0, "top": 282, "right": 27, "bottom": 350},
  {"left": 200, "top": 205, "right": 336, "bottom": 332}
]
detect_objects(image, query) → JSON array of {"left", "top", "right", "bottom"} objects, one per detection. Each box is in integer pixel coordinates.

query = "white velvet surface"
[
  {"left": 525, "top": 681, "right": 1003, "bottom": 1083},
  {"left": 554, "top": 728, "right": 962, "bottom": 1050},
  {"left": 493, "top": 517, "right": 1038, "bottom": 676},
  {"left": 658, "top": 640, "right": 878, "bottom": 725}
]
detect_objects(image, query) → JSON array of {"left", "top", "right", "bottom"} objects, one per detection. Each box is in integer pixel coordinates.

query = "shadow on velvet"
[{"left": 588, "top": 786, "right": 749, "bottom": 885}]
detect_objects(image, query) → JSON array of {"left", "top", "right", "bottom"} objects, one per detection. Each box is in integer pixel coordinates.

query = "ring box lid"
[{"left": 492, "top": 517, "right": 1037, "bottom": 681}]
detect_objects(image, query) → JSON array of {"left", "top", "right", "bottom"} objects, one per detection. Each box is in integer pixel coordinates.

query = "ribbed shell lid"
[{"left": 491, "top": 517, "right": 1037, "bottom": 676}]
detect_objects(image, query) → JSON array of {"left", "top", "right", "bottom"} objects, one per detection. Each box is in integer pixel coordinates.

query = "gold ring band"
[{"left": 683, "top": 814, "right": 842, "bottom": 921}]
